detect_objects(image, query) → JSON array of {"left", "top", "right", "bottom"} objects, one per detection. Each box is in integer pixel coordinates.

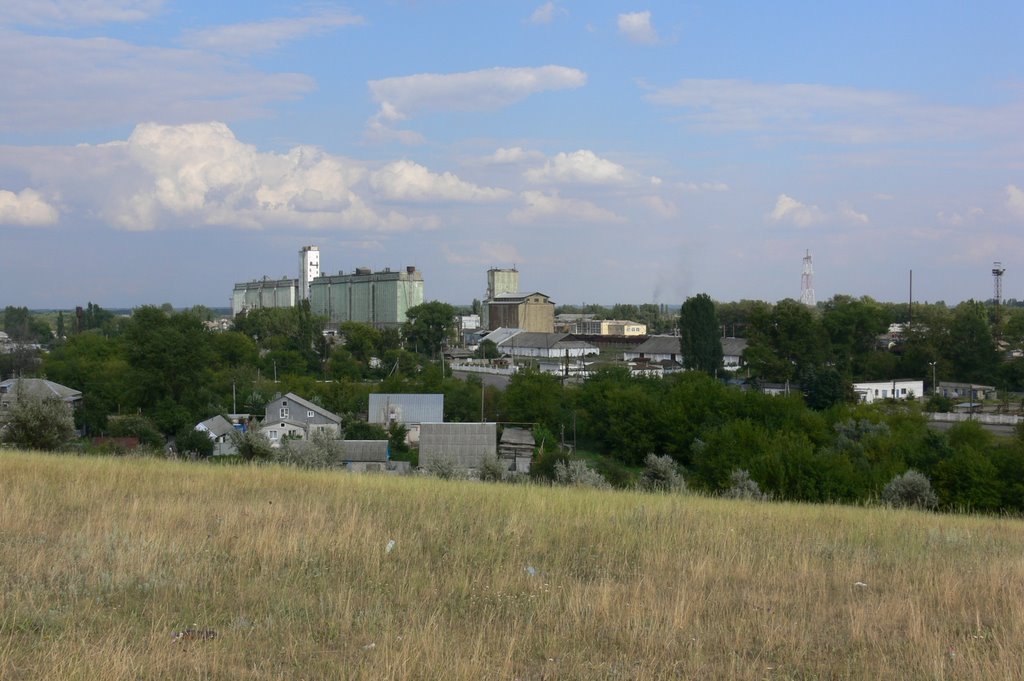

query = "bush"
[
  {"left": 424, "top": 456, "right": 464, "bottom": 480},
  {"left": 477, "top": 453, "right": 507, "bottom": 482},
  {"left": 174, "top": 428, "right": 214, "bottom": 459},
  {"left": 639, "top": 453, "right": 687, "bottom": 492},
  {"left": 273, "top": 430, "right": 345, "bottom": 469},
  {"left": 881, "top": 469, "right": 938, "bottom": 510},
  {"left": 231, "top": 430, "right": 274, "bottom": 462},
  {"left": 0, "top": 395, "right": 75, "bottom": 451},
  {"left": 553, "top": 460, "right": 610, "bottom": 489},
  {"left": 107, "top": 414, "right": 164, "bottom": 448},
  {"left": 724, "top": 469, "right": 768, "bottom": 501}
]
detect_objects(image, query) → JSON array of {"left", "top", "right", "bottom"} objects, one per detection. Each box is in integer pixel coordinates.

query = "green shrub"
[
  {"left": 424, "top": 456, "right": 464, "bottom": 480},
  {"left": 273, "top": 431, "right": 345, "bottom": 469},
  {"left": 0, "top": 395, "right": 75, "bottom": 451},
  {"left": 231, "top": 430, "right": 274, "bottom": 462},
  {"left": 107, "top": 415, "right": 164, "bottom": 448},
  {"left": 639, "top": 454, "right": 687, "bottom": 492},
  {"left": 174, "top": 428, "right": 214, "bottom": 459},
  {"left": 724, "top": 469, "right": 768, "bottom": 501},
  {"left": 881, "top": 469, "right": 938, "bottom": 510},
  {"left": 478, "top": 453, "right": 507, "bottom": 482},
  {"left": 553, "top": 460, "right": 610, "bottom": 489}
]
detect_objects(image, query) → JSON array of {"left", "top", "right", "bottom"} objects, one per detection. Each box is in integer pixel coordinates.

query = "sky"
[{"left": 1, "top": 1, "right": 1023, "bottom": 310}]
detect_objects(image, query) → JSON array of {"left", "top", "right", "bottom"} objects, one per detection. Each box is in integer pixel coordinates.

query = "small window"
[
  {"left": 280, "top": 407, "right": 289, "bottom": 418},
  {"left": 307, "top": 410, "right": 315, "bottom": 418}
]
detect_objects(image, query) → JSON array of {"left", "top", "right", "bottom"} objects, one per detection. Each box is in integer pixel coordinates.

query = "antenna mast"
[
  {"left": 993, "top": 261, "right": 1006, "bottom": 333},
  {"left": 800, "top": 249, "right": 816, "bottom": 306}
]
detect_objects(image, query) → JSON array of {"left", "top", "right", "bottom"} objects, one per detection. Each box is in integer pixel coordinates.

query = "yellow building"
[{"left": 485, "top": 292, "right": 555, "bottom": 333}]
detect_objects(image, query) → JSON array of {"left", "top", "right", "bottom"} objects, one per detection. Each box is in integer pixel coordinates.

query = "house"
[
  {"left": 419, "top": 422, "right": 498, "bottom": 473},
  {"left": 260, "top": 392, "right": 342, "bottom": 447},
  {"left": 339, "top": 440, "right": 391, "bottom": 473},
  {"left": 759, "top": 382, "right": 800, "bottom": 397},
  {"left": 195, "top": 415, "right": 235, "bottom": 443},
  {"left": 492, "top": 331, "right": 599, "bottom": 360},
  {"left": 853, "top": 379, "right": 924, "bottom": 404},
  {"left": 721, "top": 338, "right": 748, "bottom": 372},
  {"left": 0, "top": 378, "right": 82, "bottom": 415},
  {"left": 623, "top": 335, "right": 682, "bottom": 364},
  {"left": 628, "top": 359, "right": 683, "bottom": 378},
  {"left": 936, "top": 381, "right": 997, "bottom": 402},
  {"left": 368, "top": 393, "right": 444, "bottom": 444}
]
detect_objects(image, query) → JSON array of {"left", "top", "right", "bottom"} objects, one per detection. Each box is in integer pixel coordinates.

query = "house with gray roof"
[
  {"left": 260, "top": 392, "right": 341, "bottom": 447},
  {"left": 494, "top": 331, "right": 598, "bottom": 360},
  {"left": 0, "top": 378, "right": 82, "bottom": 417},
  {"left": 368, "top": 393, "right": 444, "bottom": 444},
  {"left": 721, "top": 338, "right": 748, "bottom": 372},
  {"left": 195, "top": 415, "right": 235, "bottom": 443}
]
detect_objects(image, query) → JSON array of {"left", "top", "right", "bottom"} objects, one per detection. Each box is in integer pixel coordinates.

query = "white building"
[
  {"left": 853, "top": 379, "right": 924, "bottom": 404},
  {"left": 299, "top": 245, "right": 320, "bottom": 300}
]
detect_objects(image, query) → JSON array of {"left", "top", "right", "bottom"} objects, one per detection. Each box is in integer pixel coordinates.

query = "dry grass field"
[{"left": 2, "top": 451, "right": 1024, "bottom": 680}]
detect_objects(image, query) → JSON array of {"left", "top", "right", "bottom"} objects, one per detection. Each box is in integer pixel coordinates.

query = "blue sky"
[{"left": 1, "top": 1, "right": 1022, "bottom": 309}]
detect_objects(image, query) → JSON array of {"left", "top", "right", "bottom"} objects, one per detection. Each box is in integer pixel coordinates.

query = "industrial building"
[
  {"left": 231, "top": 246, "right": 423, "bottom": 327},
  {"left": 480, "top": 267, "right": 554, "bottom": 333},
  {"left": 309, "top": 266, "right": 423, "bottom": 328},
  {"left": 231, "top": 277, "right": 298, "bottom": 316}
]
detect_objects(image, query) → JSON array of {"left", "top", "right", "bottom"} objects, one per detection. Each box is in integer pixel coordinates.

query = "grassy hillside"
[{"left": 2, "top": 452, "right": 1023, "bottom": 680}]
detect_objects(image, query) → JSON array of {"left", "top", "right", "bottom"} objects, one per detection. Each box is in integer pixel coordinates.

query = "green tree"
[
  {"left": 403, "top": 301, "right": 456, "bottom": 357},
  {"left": 42, "top": 331, "right": 130, "bottom": 434},
  {"left": 679, "top": 293, "right": 723, "bottom": 374},
  {"left": 122, "top": 306, "right": 214, "bottom": 431},
  {"left": 174, "top": 427, "right": 215, "bottom": 459},
  {"left": 0, "top": 391, "right": 75, "bottom": 450},
  {"left": 475, "top": 339, "right": 500, "bottom": 359},
  {"left": 943, "top": 301, "right": 999, "bottom": 383},
  {"left": 745, "top": 299, "right": 829, "bottom": 383},
  {"left": 820, "top": 295, "right": 890, "bottom": 379}
]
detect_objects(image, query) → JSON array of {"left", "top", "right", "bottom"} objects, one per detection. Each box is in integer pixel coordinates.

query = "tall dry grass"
[{"left": 2, "top": 451, "right": 1023, "bottom": 680}]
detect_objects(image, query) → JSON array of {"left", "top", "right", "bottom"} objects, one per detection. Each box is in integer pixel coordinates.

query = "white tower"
[
  {"left": 299, "top": 245, "right": 320, "bottom": 300},
  {"left": 800, "top": 249, "right": 816, "bottom": 306}
]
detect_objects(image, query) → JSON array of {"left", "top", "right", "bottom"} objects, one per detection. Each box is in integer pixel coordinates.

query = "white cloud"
[
  {"left": 1008, "top": 185, "right": 1024, "bottom": 218},
  {"left": 0, "top": 31, "right": 314, "bottom": 132},
  {"left": 638, "top": 195, "right": 677, "bottom": 218},
  {"left": 0, "top": 0, "right": 164, "bottom": 27},
  {"left": 529, "top": 2, "right": 566, "bottom": 24},
  {"left": 937, "top": 206, "right": 983, "bottom": 226},
  {"left": 618, "top": 11, "right": 659, "bottom": 45},
  {"left": 839, "top": 202, "right": 870, "bottom": 224},
  {"left": 645, "top": 79, "right": 1024, "bottom": 145},
  {"left": 769, "top": 194, "right": 869, "bottom": 227},
  {"left": 483, "top": 147, "right": 544, "bottom": 165},
  {"left": 509, "top": 190, "right": 621, "bottom": 224},
  {"left": 524, "top": 150, "right": 629, "bottom": 184},
  {"left": 108, "top": 121, "right": 416, "bottom": 232},
  {"left": 367, "top": 65, "right": 586, "bottom": 143},
  {"left": 679, "top": 181, "right": 730, "bottom": 193},
  {"left": 0, "top": 187, "right": 59, "bottom": 226},
  {"left": 444, "top": 242, "right": 524, "bottom": 265},
  {"left": 181, "top": 9, "right": 364, "bottom": 55},
  {"left": 769, "top": 194, "right": 825, "bottom": 228},
  {"left": 370, "top": 160, "right": 510, "bottom": 203}
]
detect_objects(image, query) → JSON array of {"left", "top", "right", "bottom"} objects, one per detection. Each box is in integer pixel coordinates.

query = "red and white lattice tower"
[{"left": 800, "top": 249, "right": 816, "bottom": 306}]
